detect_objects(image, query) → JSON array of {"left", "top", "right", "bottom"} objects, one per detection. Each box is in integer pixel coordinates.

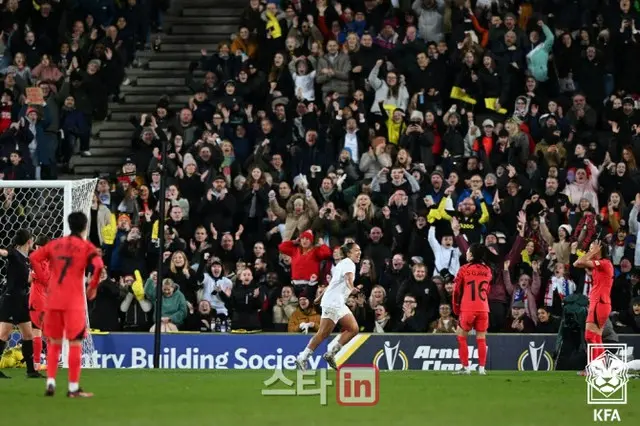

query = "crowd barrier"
[{"left": 83, "top": 333, "right": 640, "bottom": 370}]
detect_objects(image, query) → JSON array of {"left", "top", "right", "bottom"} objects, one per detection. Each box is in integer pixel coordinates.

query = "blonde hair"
[
  {"left": 368, "top": 284, "right": 386, "bottom": 308},
  {"left": 169, "top": 251, "right": 190, "bottom": 274},
  {"left": 353, "top": 194, "right": 376, "bottom": 220}
]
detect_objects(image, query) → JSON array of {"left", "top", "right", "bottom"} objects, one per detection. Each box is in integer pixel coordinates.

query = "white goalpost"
[{"left": 0, "top": 179, "right": 98, "bottom": 368}]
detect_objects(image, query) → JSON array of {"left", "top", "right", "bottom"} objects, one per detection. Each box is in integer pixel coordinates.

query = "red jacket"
[{"left": 278, "top": 241, "right": 332, "bottom": 282}]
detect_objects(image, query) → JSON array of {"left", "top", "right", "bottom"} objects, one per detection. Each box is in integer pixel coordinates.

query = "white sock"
[
  {"left": 299, "top": 347, "right": 313, "bottom": 360},
  {"left": 627, "top": 360, "right": 640, "bottom": 370},
  {"left": 46, "top": 378, "right": 56, "bottom": 388},
  {"left": 69, "top": 382, "right": 79, "bottom": 392},
  {"left": 330, "top": 342, "right": 343, "bottom": 356},
  {"left": 327, "top": 335, "right": 341, "bottom": 352}
]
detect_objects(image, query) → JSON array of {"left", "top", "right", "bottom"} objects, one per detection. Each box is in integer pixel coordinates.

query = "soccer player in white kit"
[{"left": 296, "top": 243, "right": 361, "bottom": 370}]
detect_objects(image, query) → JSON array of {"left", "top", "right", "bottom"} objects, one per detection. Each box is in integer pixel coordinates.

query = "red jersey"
[
  {"left": 278, "top": 241, "right": 332, "bottom": 282},
  {"left": 453, "top": 263, "right": 492, "bottom": 314},
  {"left": 590, "top": 259, "right": 614, "bottom": 305},
  {"left": 29, "top": 235, "right": 103, "bottom": 311},
  {"left": 29, "top": 258, "right": 50, "bottom": 305}
]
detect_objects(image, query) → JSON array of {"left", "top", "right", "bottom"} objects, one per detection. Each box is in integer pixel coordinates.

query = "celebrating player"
[
  {"left": 30, "top": 212, "right": 104, "bottom": 397},
  {"left": 296, "top": 243, "right": 361, "bottom": 370},
  {"left": 453, "top": 243, "right": 491, "bottom": 375},
  {"left": 573, "top": 240, "right": 614, "bottom": 364},
  {"left": 0, "top": 229, "right": 43, "bottom": 378},
  {"left": 29, "top": 235, "right": 51, "bottom": 371}
]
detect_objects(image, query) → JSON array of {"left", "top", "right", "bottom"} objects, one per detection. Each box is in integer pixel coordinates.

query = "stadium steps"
[{"left": 69, "top": 0, "right": 241, "bottom": 177}]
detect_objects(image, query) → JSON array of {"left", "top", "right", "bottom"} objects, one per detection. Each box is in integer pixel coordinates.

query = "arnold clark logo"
[
  {"left": 373, "top": 341, "right": 483, "bottom": 371},
  {"left": 587, "top": 343, "right": 629, "bottom": 423}
]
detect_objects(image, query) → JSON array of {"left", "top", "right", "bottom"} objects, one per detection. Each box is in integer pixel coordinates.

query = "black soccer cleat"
[
  {"left": 67, "top": 388, "right": 94, "bottom": 398},
  {"left": 0, "top": 371, "right": 10, "bottom": 379},
  {"left": 26, "top": 371, "right": 45, "bottom": 379},
  {"left": 44, "top": 385, "right": 55, "bottom": 397}
]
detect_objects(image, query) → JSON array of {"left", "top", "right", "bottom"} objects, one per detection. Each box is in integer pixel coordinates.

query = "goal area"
[{"left": 0, "top": 179, "right": 98, "bottom": 368}]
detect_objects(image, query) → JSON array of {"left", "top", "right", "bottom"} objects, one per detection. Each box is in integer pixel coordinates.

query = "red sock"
[
  {"left": 47, "top": 342, "right": 61, "bottom": 381},
  {"left": 457, "top": 336, "right": 469, "bottom": 367},
  {"left": 68, "top": 345, "right": 82, "bottom": 384},
  {"left": 477, "top": 338, "right": 487, "bottom": 368},
  {"left": 585, "top": 330, "right": 604, "bottom": 359},
  {"left": 33, "top": 336, "right": 42, "bottom": 365}
]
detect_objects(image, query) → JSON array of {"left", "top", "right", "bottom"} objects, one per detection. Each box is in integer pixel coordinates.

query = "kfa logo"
[
  {"left": 593, "top": 409, "right": 621, "bottom": 422},
  {"left": 586, "top": 343, "right": 629, "bottom": 405},
  {"left": 372, "top": 341, "right": 409, "bottom": 371},
  {"left": 517, "top": 341, "right": 554, "bottom": 371}
]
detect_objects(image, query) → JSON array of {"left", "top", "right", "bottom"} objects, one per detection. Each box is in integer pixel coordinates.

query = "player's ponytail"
[{"left": 341, "top": 242, "right": 356, "bottom": 258}]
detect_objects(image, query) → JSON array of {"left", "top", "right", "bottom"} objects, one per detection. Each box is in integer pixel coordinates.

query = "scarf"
[
  {"left": 221, "top": 155, "right": 234, "bottom": 168},
  {"left": 265, "top": 12, "right": 282, "bottom": 38},
  {"left": 374, "top": 317, "right": 389, "bottom": 333},
  {"left": 513, "top": 282, "right": 529, "bottom": 312},
  {"left": 520, "top": 249, "right": 532, "bottom": 265},
  {"left": 582, "top": 272, "right": 593, "bottom": 297},
  {"left": 545, "top": 276, "right": 573, "bottom": 307}
]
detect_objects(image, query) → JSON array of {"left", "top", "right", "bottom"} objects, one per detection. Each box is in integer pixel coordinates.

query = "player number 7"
[{"left": 57, "top": 256, "right": 73, "bottom": 285}]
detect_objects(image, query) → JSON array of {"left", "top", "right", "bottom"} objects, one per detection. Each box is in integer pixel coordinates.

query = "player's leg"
[
  {"left": 455, "top": 313, "right": 472, "bottom": 374},
  {"left": 475, "top": 312, "right": 490, "bottom": 375},
  {"left": 323, "top": 310, "right": 359, "bottom": 369},
  {"left": 585, "top": 303, "right": 608, "bottom": 361},
  {"left": 43, "top": 310, "right": 64, "bottom": 395},
  {"left": 296, "top": 315, "right": 337, "bottom": 370},
  {"left": 65, "top": 310, "right": 93, "bottom": 398},
  {"left": 16, "top": 321, "right": 42, "bottom": 377},
  {"left": 0, "top": 322, "right": 12, "bottom": 378},
  {"left": 30, "top": 310, "right": 44, "bottom": 370}
]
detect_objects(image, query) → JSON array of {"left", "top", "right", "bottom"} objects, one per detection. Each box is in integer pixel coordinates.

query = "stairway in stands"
[{"left": 70, "top": 0, "right": 244, "bottom": 176}]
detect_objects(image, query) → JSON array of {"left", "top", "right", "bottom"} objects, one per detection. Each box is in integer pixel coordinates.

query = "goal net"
[{"left": 0, "top": 179, "right": 98, "bottom": 368}]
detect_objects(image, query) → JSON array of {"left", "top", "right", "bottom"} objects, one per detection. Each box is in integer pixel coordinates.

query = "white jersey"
[{"left": 321, "top": 258, "right": 355, "bottom": 308}]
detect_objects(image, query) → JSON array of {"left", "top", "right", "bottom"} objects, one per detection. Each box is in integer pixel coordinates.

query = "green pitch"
[{"left": 0, "top": 369, "right": 637, "bottom": 426}]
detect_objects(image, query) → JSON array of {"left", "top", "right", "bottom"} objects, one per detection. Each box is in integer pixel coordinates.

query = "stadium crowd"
[
  {"left": 0, "top": 0, "right": 159, "bottom": 179},
  {"left": 1, "top": 0, "right": 640, "bottom": 336}
]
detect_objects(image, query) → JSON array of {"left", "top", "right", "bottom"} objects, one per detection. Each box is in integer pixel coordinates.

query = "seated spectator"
[
  {"left": 121, "top": 271, "right": 153, "bottom": 331},
  {"left": 220, "top": 268, "right": 262, "bottom": 331},
  {"left": 184, "top": 300, "right": 215, "bottom": 332},
  {"left": 393, "top": 293, "right": 428, "bottom": 332},
  {"left": 504, "top": 301, "right": 535, "bottom": 333},
  {"left": 430, "top": 303, "right": 458, "bottom": 333},
  {"left": 201, "top": 258, "right": 233, "bottom": 325},
  {"left": 88, "top": 267, "right": 122, "bottom": 332},
  {"left": 347, "top": 292, "right": 374, "bottom": 331},
  {"left": 272, "top": 285, "right": 298, "bottom": 331},
  {"left": 372, "top": 304, "right": 393, "bottom": 333},
  {"left": 288, "top": 292, "right": 320, "bottom": 333},
  {"left": 145, "top": 277, "right": 189, "bottom": 332},
  {"left": 535, "top": 307, "right": 561, "bottom": 334}
]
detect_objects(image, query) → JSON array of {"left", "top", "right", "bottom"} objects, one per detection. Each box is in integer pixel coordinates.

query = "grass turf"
[{"left": 0, "top": 369, "right": 638, "bottom": 426}]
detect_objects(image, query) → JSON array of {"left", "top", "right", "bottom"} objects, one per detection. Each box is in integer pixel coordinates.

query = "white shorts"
[{"left": 321, "top": 304, "right": 351, "bottom": 324}]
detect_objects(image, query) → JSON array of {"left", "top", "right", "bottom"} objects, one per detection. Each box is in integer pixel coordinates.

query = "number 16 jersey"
[
  {"left": 453, "top": 263, "right": 492, "bottom": 313},
  {"left": 29, "top": 235, "right": 101, "bottom": 311}
]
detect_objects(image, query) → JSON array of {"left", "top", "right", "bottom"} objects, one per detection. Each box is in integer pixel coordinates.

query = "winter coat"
[
  {"left": 288, "top": 305, "right": 321, "bottom": 332},
  {"left": 412, "top": 0, "right": 444, "bottom": 42},
  {"left": 270, "top": 193, "right": 319, "bottom": 240},
  {"left": 315, "top": 53, "right": 351, "bottom": 97},
  {"left": 144, "top": 281, "right": 188, "bottom": 327}
]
